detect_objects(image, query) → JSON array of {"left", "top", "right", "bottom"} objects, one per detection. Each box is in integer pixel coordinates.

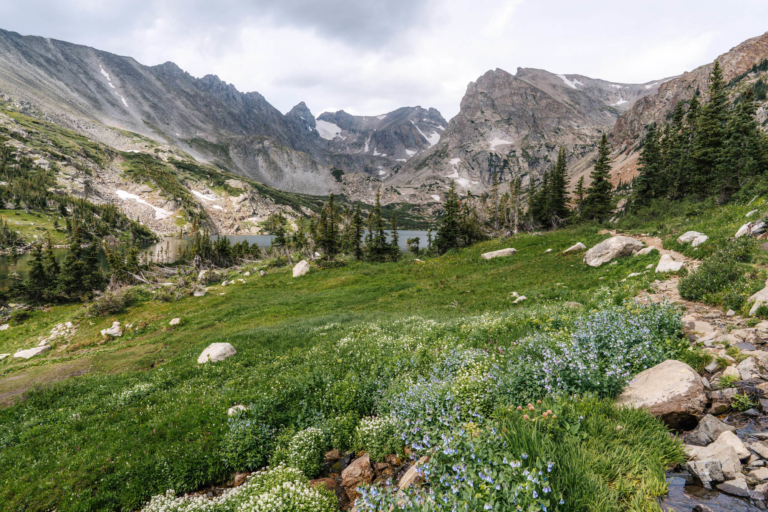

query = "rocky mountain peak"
[{"left": 286, "top": 101, "right": 317, "bottom": 132}]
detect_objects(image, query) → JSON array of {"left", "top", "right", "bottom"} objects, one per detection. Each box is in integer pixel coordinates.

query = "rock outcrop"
[{"left": 583, "top": 236, "right": 643, "bottom": 267}]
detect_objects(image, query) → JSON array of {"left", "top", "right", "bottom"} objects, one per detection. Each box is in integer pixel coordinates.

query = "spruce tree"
[
  {"left": 27, "top": 243, "right": 48, "bottom": 303},
  {"left": 692, "top": 61, "right": 728, "bottom": 197},
  {"left": 584, "top": 133, "right": 613, "bottom": 223},
  {"left": 58, "top": 223, "right": 86, "bottom": 299},
  {"left": 389, "top": 212, "right": 400, "bottom": 261},
  {"left": 634, "top": 123, "right": 662, "bottom": 208},
  {"left": 435, "top": 181, "right": 462, "bottom": 254},
  {"left": 720, "top": 89, "right": 768, "bottom": 199},
  {"left": 44, "top": 232, "right": 60, "bottom": 284},
  {"left": 82, "top": 238, "right": 104, "bottom": 292},
  {"left": 510, "top": 175, "right": 522, "bottom": 234},
  {"left": 574, "top": 176, "right": 586, "bottom": 217},
  {"left": 366, "top": 188, "right": 388, "bottom": 261},
  {"left": 547, "top": 147, "right": 570, "bottom": 227},
  {"left": 351, "top": 201, "right": 364, "bottom": 261}
]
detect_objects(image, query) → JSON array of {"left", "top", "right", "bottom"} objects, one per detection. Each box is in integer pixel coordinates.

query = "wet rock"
[
  {"left": 686, "top": 442, "right": 742, "bottom": 480},
  {"left": 686, "top": 459, "right": 724, "bottom": 490},
  {"left": 341, "top": 453, "right": 373, "bottom": 501},
  {"left": 616, "top": 360, "right": 706, "bottom": 430},
  {"left": 293, "top": 260, "right": 310, "bottom": 278},
  {"left": 197, "top": 343, "right": 237, "bottom": 364},
  {"left": 481, "top": 248, "right": 516, "bottom": 260},
  {"left": 583, "top": 236, "right": 643, "bottom": 267},
  {"left": 716, "top": 477, "right": 750, "bottom": 497},
  {"left": 691, "top": 414, "right": 736, "bottom": 445}
]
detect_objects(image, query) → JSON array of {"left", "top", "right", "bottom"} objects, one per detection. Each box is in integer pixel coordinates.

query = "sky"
[{"left": 2, "top": 0, "right": 768, "bottom": 120}]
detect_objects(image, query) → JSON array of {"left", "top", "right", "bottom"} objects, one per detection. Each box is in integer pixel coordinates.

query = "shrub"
[
  {"left": 732, "top": 393, "right": 756, "bottom": 411},
  {"left": 141, "top": 464, "right": 337, "bottom": 512},
  {"left": 221, "top": 415, "right": 274, "bottom": 471},
  {"left": 83, "top": 292, "right": 129, "bottom": 317},
  {"left": 286, "top": 427, "right": 326, "bottom": 478},
  {"left": 354, "top": 416, "right": 401, "bottom": 462},
  {"left": 9, "top": 309, "right": 30, "bottom": 325},
  {"left": 319, "top": 413, "right": 358, "bottom": 452},
  {"left": 678, "top": 239, "right": 757, "bottom": 304}
]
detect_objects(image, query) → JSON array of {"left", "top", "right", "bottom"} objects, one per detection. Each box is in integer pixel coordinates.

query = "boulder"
[
  {"left": 193, "top": 288, "right": 206, "bottom": 297},
  {"left": 13, "top": 345, "right": 51, "bottom": 360},
  {"left": 737, "top": 357, "right": 761, "bottom": 380},
  {"left": 563, "top": 242, "right": 586, "bottom": 253},
  {"left": 0, "top": 354, "right": 9, "bottom": 360},
  {"left": 341, "top": 453, "right": 374, "bottom": 501},
  {"left": 0, "top": 324, "right": 8, "bottom": 330},
  {"left": 616, "top": 360, "right": 706, "bottom": 429},
  {"left": 736, "top": 220, "right": 766, "bottom": 238},
  {"left": 692, "top": 235, "right": 709, "bottom": 247},
  {"left": 398, "top": 456, "right": 430, "bottom": 491},
  {"left": 722, "top": 366, "right": 740, "bottom": 379},
  {"left": 100, "top": 321, "right": 122, "bottom": 338},
  {"left": 716, "top": 477, "right": 750, "bottom": 497},
  {"left": 481, "top": 248, "right": 517, "bottom": 260},
  {"left": 686, "top": 460, "right": 724, "bottom": 490},
  {"left": 244, "top": 271, "right": 250, "bottom": 277},
  {"left": 678, "top": 231, "right": 706, "bottom": 244},
  {"left": 716, "top": 431, "right": 751, "bottom": 460},
  {"left": 293, "top": 260, "right": 310, "bottom": 278},
  {"left": 227, "top": 404, "right": 247, "bottom": 416},
  {"left": 260, "top": 270, "right": 266, "bottom": 277},
  {"left": 197, "top": 269, "right": 208, "bottom": 282},
  {"left": 687, "top": 443, "right": 743, "bottom": 480},
  {"left": 750, "top": 442, "right": 768, "bottom": 460},
  {"left": 691, "top": 414, "right": 736, "bottom": 445},
  {"left": 583, "top": 236, "right": 643, "bottom": 267},
  {"left": 634, "top": 247, "right": 658, "bottom": 256},
  {"left": 750, "top": 281, "right": 768, "bottom": 316},
  {"left": 656, "top": 254, "right": 684, "bottom": 273},
  {"left": 197, "top": 343, "right": 237, "bottom": 364},
  {"left": 169, "top": 318, "right": 181, "bottom": 326},
  {"left": 751, "top": 467, "right": 768, "bottom": 481}
]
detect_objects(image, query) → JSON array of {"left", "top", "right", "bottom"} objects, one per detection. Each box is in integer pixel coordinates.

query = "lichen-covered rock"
[
  {"left": 616, "top": 360, "right": 706, "bottom": 429},
  {"left": 583, "top": 236, "right": 643, "bottom": 267}
]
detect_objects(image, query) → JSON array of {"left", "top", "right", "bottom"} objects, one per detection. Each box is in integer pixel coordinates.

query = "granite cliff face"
[
  {"left": 0, "top": 29, "right": 445, "bottom": 198},
  {"left": 390, "top": 67, "right": 664, "bottom": 196}
]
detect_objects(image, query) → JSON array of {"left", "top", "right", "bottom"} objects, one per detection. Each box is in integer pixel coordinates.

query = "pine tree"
[
  {"left": 26, "top": 243, "right": 48, "bottom": 303},
  {"left": 510, "top": 175, "right": 522, "bottom": 234},
  {"left": 82, "top": 237, "right": 103, "bottom": 292},
  {"left": 351, "top": 201, "right": 364, "bottom": 260},
  {"left": 547, "top": 147, "right": 570, "bottom": 227},
  {"left": 634, "top": 123, "right": 662, "bottom": 208},
  {"left": 389, "top": 212, "right": 400, "bottom": 261},
  {"left": 720, "top": 89, "right": 768, "bottom": 199},
  {"left": 574, "top": 176, "right": 586, "bottom": 216},
  {"left": 673, "top": 94, "right": 701, "bottom": 198},
  {"left": 58, "top": 223, "right": 86, "bottom": 299},
  {"left": 126, "top": 240, "right": 140, "bottom": 275},
  {"left": 692, "top": 61, "right": 728, "bottom": 197},
  {"left": 366, "top": 188, "right": 388, "bottom": 261},
  {"left": 44, "top": 232, "right": 59, "bottom": 284},
  {"left": 584, "top": 133, "right": 613, "bottom": 222},
  {"left": 317, "top": 194, "right": 339, "bottom": 260},
  {"left": 489, "top": 170, "right": 500, "bottom": 232},
  {"left": 435, "top": 181, "right": 462, "bottom": 254}
]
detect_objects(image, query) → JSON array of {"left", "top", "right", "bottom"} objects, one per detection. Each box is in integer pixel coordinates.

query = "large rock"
[
  {"left": 293, "top": 260, "right": 310, "bottom": 278},
  {"left": 686, "top": 460, "right": 724, "bottom": 490},
  {"left": 563, "top": 242, "right": 586, "bottom": 253},
  {"left": 398, "top": 456, "right": 430, "bottom": 491},
  {"left": 737, "top": 357, "right": 762, "bottom": 380},
  {"left": 736, "top": 220, "right": 766, "bottom": 238},
  {"left": 481, "top": 248, "right": 516, "bottom": 260},
  {"left": 691, "top": 414, "right": 736, "bottom": 445},
  {"left": 616, "top": 360, "right": 706, "bottom": 429},
  {"left": 749, "top": 280, "right": 768, "bottom": 316},
  {"left": 13, "top": 345, "right": 51, "bottom": 360},
  {"left": 656, "top": 254, "right": 684, "bottom": 273},
  {"left": 687, "top": 442, "right": 743, "bottom": 480},
  {"left": 583, "top": 236, "right": 643, "bottom": 267},
  {"left": 716, "top": 431, "right": 750, "bottom": 460},
  {"left": 717, "top": 477, "right": 750, "bottom": 497},
  {"left": 341, "top": 453, "right": 374, "bottom": 501},
  {"left": 197, "top": 343, "right": 237, "bottom": 364},
  {"left": 692, "top": 235, "right": 709, "bottom": 247},
  {"left": 100, "top": 321, "right": 122, "bottom": 338},
  {"left": 678, "top": 231, "right": 706, "bottom": 244}
]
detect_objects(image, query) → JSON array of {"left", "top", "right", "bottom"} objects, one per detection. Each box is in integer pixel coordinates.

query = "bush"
[
  {"left": 354, "top": 416, "right": 401, "bottom": 462},
  {"left": 678, "top": 239, "right": 757, "bottom": 304},
  {"left": 320, "top": 413, "right": 359, "bottom": 452},
  {"left": 286, "top": 427, "right": 326, "bottom": 478},
  {"left": 221, "top": 415, "right": 274, "bottom": 471},
  {"left": 83, "top": 292, "right": 129, "bottom": 317},
  {"left": 9, "top": 309, "right": 30, "bottom": 325},
  {"left": 142, "top": 464, "right": 337, "bottom": 512}
]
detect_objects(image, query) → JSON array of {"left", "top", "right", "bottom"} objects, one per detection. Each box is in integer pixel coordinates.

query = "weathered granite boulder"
[
  {"left": 691, "top": 415, "right": 736, "bottom": 445},
  {"left": 341, "top": 453, "right": 374, "bottom": 501},
  {"left": 293, "top": 260, "right": 310, "bottom": 278},
  {"left": 678, "top": 231, "right": 706, "bottom": 244},
  {"left": 656, "top": 254, "right": 685, "bottom": 273},
  {"left": 481, "top": 248, "right": 516, "bottom": 260},
  {"left": 583, "top": 236, "right": 643, "bottom": 267},
  {"left": 197, "top": 343, "right": 237, "bottom": 364},
  {"left": 616, "top": 360, "right": 706, "bottom": 429},
  {"left": 13, "top": 345, "right": 51, "bottom": 360}
]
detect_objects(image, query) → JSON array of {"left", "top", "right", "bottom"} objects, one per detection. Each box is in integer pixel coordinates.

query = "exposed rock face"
[
  {"left": 197, "top": 343, "right": 237, "bottom": 364},
  {"left": 391, "top": 67, "right": 663, "bottom": 197},
  {"left": 616, "top": 359, "right": 706, "bottom": 429},
  {"left": 481, "top": 248, "right": 517, "bottom": 260},
  {"left": 583, "top": 236, "right": 643, "bottom": 267}
]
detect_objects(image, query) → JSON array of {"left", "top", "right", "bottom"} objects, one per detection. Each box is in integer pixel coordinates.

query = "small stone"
[
  {"left": 398, "top": 456, "right": 430, "bottom": 490},
  {"left": 563, "top": 242, "right": 586, "bottom": 253},
  {"left": 656, "top": 254, "right": 684, "bottom": 273},
  {"left": 0, "top": 353, "right": 10, "bottom": 360},
  {"left": 727, "top": 310, "right": 736, "bottom": 317},
  {"left": 260, "top": 270, "right": 266, "bottom": 277},
  {"left": 544, "top": 248, "right": 552, "bottom": 253},
  {"left": 228, "top": 404, "right": 247, "bottom": 416},
  {"left": 513, "top": 295, "right": 527, "bottom": 304},
  {"left": 686, "top": 459, "right": 724, "bottom": 489},
  {"left": 341, "top": 454, "right": 374, "bottom": 501},
  {"left": 750, "top": 442, "right": 768, "bottom": 460},
  {"left": 704, "top": 361, "right": 719, "bottom": 373},
  {"left": 0, "top": 324, "right": 8, "bottom": 331},
  {"left": 565, "top": 302, "right": 582, "bottom": 308},
  {"left": 193, "top": 289, "right": 206, "bottom": 297},
  {"left": 233, "top": 472, "right": 248, "bottom": 487},
  {"left": 169, "top": 318, "right": 181, "bottom": 326},
  {"left": 244, "top": 271, "right": 250, "bottom": 277}
]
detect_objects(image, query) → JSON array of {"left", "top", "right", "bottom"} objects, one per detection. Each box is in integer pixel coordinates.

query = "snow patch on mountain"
[
  {"left": 315, "top": 120, "right": 342, "bottom": 140},
  {"left": 557, "top": 74, "right": 580, "bottom": 89},
  {"left": 488, "top": 138, "right": 513, "bottom": 150},
  {"left": 115, "top": 190, "right": 174, "bottom": 220}
]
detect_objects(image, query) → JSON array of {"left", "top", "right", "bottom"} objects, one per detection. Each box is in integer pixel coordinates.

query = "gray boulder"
[
  {"left": 13, "top": 345, "right": 51, "bottom": 360},
  {"left": 584, "top": 236, "right": 643, "bottom": 267},
  {"left": 691, "top": 414, "right": 736, "bottom": 445},
  {"left": 633, "top": 247, "right": 658, "bottom": 256},
  {"left": 481, "top": 248, "right": 517, "bottom": 260},
  {"left": 716, "top": 478, "right": 750, "bottom": 497},
  {"left": 197, "top": 343, "right": 237, "bottom": 364},
  {"left": 616, "top": 360, "right": 706, "bottom": 429},
  {"left": 293, "top": 260, "right": 310, "bottom": 278},
  {"left": 678, "top": 231, "right": 706, "bottom": 244},
  {"left": 656, "top": 254, "right": 684, "bottom": 273},
  {"left": 686, "top": 460, "right": 724, "bottom": 490},
  {"left": 100, "top": 321, "right": 122, "bottom": 338}
]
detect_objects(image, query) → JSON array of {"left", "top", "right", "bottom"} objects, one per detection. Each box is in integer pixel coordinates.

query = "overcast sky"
[{"left": 3, "top": 0, "right": 767, "bottom": 120}]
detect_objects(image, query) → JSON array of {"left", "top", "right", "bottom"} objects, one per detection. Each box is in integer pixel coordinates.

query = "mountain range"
[{"left": 1, "top": 27, "right": 767, "bottom": 205}]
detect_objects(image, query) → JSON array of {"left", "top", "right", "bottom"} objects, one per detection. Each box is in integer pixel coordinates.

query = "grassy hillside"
[{"left": 0, "top": 220, "right": 697, "bottom": 511}]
